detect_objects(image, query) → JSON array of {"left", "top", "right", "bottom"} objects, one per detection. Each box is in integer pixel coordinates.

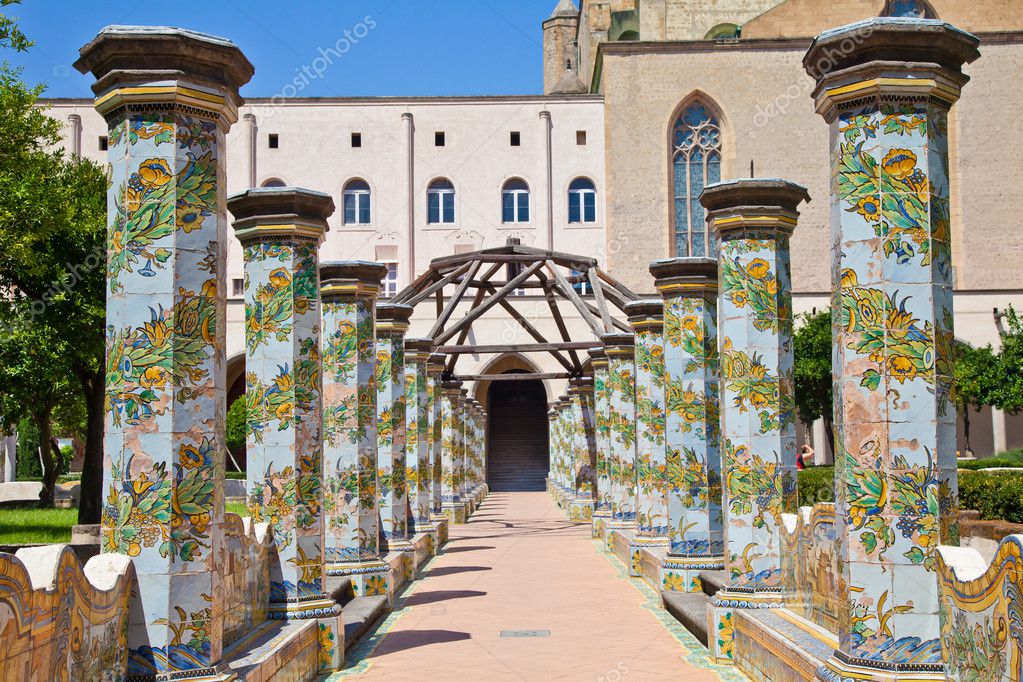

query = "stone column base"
[
  {"left": 591, "top": 510, "right": 612, "bottom": 539},
  {"left": 442, "top": 501, "right": 468, "bottom": 524},
  {"left": 567, "top": 495, "right": 594, "bottom": 521},
  {"left": 607, "top": 527, "right": 668, "bottom": 577},
  {"left": 326, "top": 558, "right": 393, "bottom": 605},
  {"left": 603, "top": 519, "right": 637, "bottom": 553},
  {"left": 708, "top": 588, "right": 784, "bottom": 663},
  {"left": 660, "top": 554, "right": 725, "bottom": 594}
]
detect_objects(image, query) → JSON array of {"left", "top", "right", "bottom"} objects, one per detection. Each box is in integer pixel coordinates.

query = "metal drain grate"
[{"left": 500, "top": 630, "right": 550, "bottom": 638}]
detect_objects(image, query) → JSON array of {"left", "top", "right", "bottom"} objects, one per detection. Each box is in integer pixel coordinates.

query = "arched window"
[
  {"left": 428, "top": 179, "right": 455, "bottom": 224},
  {"left": 261, "top": 178, "right": 286, "bottom": 188},
  {"left": 568, "top": 178, "right": 597, "bottom": 224},
  {"left": 343, "top": 179, "right": 371, "bottom": 225},
  {"left": 502, "top": 179, "right": 530, "bottom": 223},
  {"left": 882, "top": 0, "right": 934, "bottom": 17},
  {"left": 672, "top": 101, "right": 721, "bottom": 257}
]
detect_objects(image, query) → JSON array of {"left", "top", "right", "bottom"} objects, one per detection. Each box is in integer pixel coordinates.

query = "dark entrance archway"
[{"left": 486, "top": 372, "right": 550, "bottom": 491}]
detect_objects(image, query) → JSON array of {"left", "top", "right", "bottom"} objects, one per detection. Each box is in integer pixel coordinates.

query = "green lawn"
[{"left": 0, "top": 505, "right": 79, "bottom": 545}]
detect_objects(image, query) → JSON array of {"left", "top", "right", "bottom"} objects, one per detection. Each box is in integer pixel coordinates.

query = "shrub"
[
  {"left": 798, "top": 466, "right": 834, "bottom": 507},
  {"left": 958, "top": 471, "right": 1023, "bottom": 524},
  {"left": 957, "top": 448, "right": 1023, "bottom": 470}
]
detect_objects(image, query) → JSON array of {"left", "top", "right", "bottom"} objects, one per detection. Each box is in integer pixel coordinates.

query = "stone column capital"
[
  {"left": 320, "top": 261, "right": 388, "bottom": 299},
  {"left": 377, "top": 303, "right": 414, "bottom": 335},
  {"left": 600, "top": 332, "right": 635, "bottom": 353},
  {"left": 624, "top": 299, "right": 664, "bottom": 333},
  {"left": 587, "top": 347, "right": 608, "bottom": 367},
  {"left": 426, "top": 353, "right": 446, "bottom": 376},
  {"left": 701, "top": 179, "right": 810, "bottom": 240},
  {"left": 404, "top": 337, "right": 433, "bottom": 362},
  {"left": 650, "top": 257, "right": 718, "bottom": 298},
  {"left": 803, "top": 18, "right": 979, "bottom": 122},
  {"left": 228, "top": 187, "right": 334, "bottom": 244},
  {"left": 74, "top": 25, "right": 253, "bottom": 126}
]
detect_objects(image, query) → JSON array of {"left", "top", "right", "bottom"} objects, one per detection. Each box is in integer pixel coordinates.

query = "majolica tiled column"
[
  {"left": 589, "top": 349, "right": 614, "bottom": 538},
  {"left": 625, "top": 301, "right": 668, "bottom": 543},
  {"left": 547, "top": 404, "right": 559, "bottom": 498},
  {"left": 427, "top": 355, "right": 446, "bottom": 521},
  {"left": 319, "top": 261, "right": 390, "bottom": 597},
  {"left": 229, "top": 188, "right": 342, "bottom": 669},
  {"left": 404, "top": 339, "right": 433, "bottom": 536},
  {"left": 440, "top": 381, "right": 467, "bottom": 523},
  {"left": 805, "top": 20, "right": 978, "bottom": 680},
  {"left": 651, "top": 258, "right": 723, "bottom": 593},
  {"left": 702, "top": 179, "right": 808, "bottom": 662},
  {"left": 376, "top": 304, "right": 413, "bottom": 552},
  {"left": 77, "top": 27, "right": 252, "bottom": 678},
  {"left": 602, "top": 333, "right": 638, "bottom": 531},
  {"left": 574, "top": 377, "right": 597, "bottom": 517}
]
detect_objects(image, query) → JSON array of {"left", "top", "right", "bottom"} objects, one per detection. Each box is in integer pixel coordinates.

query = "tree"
[
  {"left": 992, "top": 306, "right": 1023, "bottom": 415},
  {"left": 793, "top": 310, "right": 834, "bottom": 456},
  {"left": 0, "top": 4, "right": 107, "bottom": 518},
  {"left": 952, "top": 340, "right": 999, "bottom": 455},
  {"left": 0, "top": 311, "right": 79, "bottom": 504}
]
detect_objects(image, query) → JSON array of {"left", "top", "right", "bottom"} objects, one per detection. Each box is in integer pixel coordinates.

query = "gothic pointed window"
[
  {"left": 672, "top": 102, "right": 721, "bottom": 257},
  {"left": 882, "top": 0, "right": 934, "bottom": 18}
]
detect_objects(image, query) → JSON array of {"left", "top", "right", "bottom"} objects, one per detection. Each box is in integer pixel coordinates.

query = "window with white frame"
[
  {"left": 568, "top": 177, "right": 597, "bottom": 224},
  {"left": 343, "top": 179, "right": 371, "bottom": 225},
  {"left": 428, "top": 179, "right": 456, "bottom": 224},
  {"left": 571, "top": 269, "right": 591, "bottom": 296},
  {"left": 380, "top": 262, "right": 399, "bottom": 298},
  {"left": 502, "top": 178, "right": 530, "bottom": 223}
]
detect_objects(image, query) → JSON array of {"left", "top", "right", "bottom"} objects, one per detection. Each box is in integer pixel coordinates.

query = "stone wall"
[{"left": 0, "top": 546, "right": 132, "bottom": 679}]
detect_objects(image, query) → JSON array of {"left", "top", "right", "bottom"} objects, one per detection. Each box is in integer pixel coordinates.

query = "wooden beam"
[
  {"left": 544, "top": 262, "right": 605, "bottom": 337},
  {"left": 404, "top": 261, "right": 473, "bottom": 307},
  {"left": 538, "top": 273, "right": 582, "bottom": 371},
  {"left": 434, "top": 260, "right": 545, "bottom": 345},
  {"left": 581, "top": 299, "right": 632, "bottom": 333},
  {"left": 587, "top": 267, "right": 614, "bottom": 333},
  {"left": 392, "top": 267, "right": 438, "bottom": 304},
  {"left": 428, "top": 260, "right": 486, "bottom": 340},
  {"left": 443, "top": 262, "right": 503, "bottom": 374},
  {"left": 436, "top": 341, "right": 600, "bottom": 355},
  {"left": 596, "top": 269, "right": 641, "bottom": 302},
  {"left": 481, "top": 283, "right": 576, "bottom": 374},
  {"left": 453, "top": 372, "right": 572, "bottom": 382}
]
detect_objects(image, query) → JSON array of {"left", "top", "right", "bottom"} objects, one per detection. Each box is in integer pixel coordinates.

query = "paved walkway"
[{"left": 338, "top": 492, "right": 736, "bottom": 681}]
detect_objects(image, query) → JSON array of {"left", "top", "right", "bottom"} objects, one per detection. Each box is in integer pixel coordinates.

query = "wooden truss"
[{"left": 391, "top": 243, "right": 639, "bottom": 381}]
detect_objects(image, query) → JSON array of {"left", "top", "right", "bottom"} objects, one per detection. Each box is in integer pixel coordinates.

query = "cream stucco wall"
[{"left": 44, "top": 95, "right": 607, "bottom": 361}]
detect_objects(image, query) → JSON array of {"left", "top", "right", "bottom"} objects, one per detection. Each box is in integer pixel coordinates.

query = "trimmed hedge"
[
  {"left": 798, "top": 466, "right": 835, "bottom": 507},
  {"left": 959, "top": 471, "right": 1023, "bottom": 524},
  {"left": 957, "top": 448, "right": 1023, "bottom": 470}
]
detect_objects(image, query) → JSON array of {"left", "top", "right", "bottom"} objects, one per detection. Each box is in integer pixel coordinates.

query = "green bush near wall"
[
  {"left": 957, "top": 449, "right": 1023, "bottom": 470},
  {"left": 797, "top": 466, "right": 835, "bottom": 507},
  {"left": 958, "top": 471, "right": 1023, "bottom": 524}
]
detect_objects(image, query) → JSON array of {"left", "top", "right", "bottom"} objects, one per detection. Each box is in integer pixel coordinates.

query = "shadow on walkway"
[
  {"left": 424, "top": 565, "right": 493, "bottom": 578},
  {"left": 402, "top": 589, "right": 487, "bottom": 606},
  {"left": 371, "top": 629, "right": 472, "bottom": 655},
  {"left": 438, "top": 545, "right": 496, "bottom": 554}
]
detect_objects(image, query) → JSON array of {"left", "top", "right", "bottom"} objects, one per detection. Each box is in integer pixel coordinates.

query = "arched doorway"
[{"left": 486, "top": 371, "right": 550, "bottom": 491}]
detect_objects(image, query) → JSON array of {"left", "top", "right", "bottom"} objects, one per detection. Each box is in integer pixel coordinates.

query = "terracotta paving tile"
[{"left": 335, "top": 492, "right": 741, "bottom": 681}]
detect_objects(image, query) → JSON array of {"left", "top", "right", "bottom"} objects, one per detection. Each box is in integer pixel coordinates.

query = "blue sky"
[{"left": 6, "top": 0, "right": 558, "bottom": 99}]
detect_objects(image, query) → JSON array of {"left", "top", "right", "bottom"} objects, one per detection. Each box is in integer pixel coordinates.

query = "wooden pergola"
[{"left": 391, "top": 241, "right": 640, "bottom": 381}]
